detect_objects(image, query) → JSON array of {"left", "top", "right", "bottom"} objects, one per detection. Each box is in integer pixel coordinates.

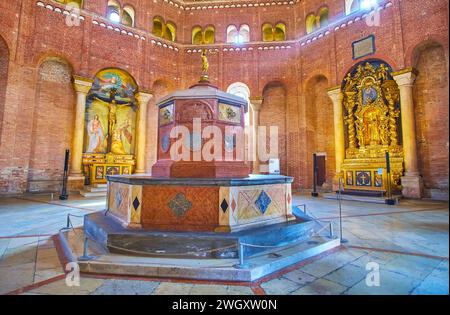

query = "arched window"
[
  {"left": 274, "top": 23, "right": 286, "bottom": 41},
  {"left": 152, "top": 16, "right": 164, "bottom": 37},
  {"left": 107, "top": 0, "right": 121, "bottom": 23},
  {"left": 56, "top": 0, "right": 83, "bottom": 8},
  {"left": 318, "top": 7, "right": 329, "bottom": 28},
  {"left": 306, "top": 14, "right": 317, "bottom": 34},
  {"left": 204, "top": 25, "right": 215, "bottom": 44},
  {"left": 226, "top": 25, "right": 238, "bottom": 43},
  {"left": 192, "top": 26, "right": 203, "bottom": 44},
  {"left": 262, "top": 23, "right": 274, "bottom": 42},
  {"left": 239, "top": 24, "right": 250, "bottom": 43},
  {"left": 346, "top": 0, "right": 361, "bottom": 14},
  {"left": 227, "top": 82, "right": 251, "bottom": 125},
  {"left": 165, "top": 22, "right": 176, "bottom": 42},
  {"left": 122, "top": 5, "right": 135, "bottom": 27}
]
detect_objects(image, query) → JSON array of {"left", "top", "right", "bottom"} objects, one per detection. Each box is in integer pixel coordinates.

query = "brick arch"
[
  {"left": 304, "top": 74, "right": 334, "bottom": 189},
  {"left": 28, "top": 56, "right": 75, "bottom": 192},
  {"left": 0, "top": 35, "right": 9, "bottom": 139},
  {"left": 260, "top": 81, "right": 287, "bottom": 174},
  {"left": 412, "top": 41, "right": 449, "bottom": 197},
  {"left": 406, "top": 36, "right": 449, "bottom": 69}
]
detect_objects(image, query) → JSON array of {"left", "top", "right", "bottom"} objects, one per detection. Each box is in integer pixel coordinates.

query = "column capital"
[
  {"left": 250, "top": 97, "right": 263, "bottom": 111},
  {"left": 392, "top": 68, "right": 418, "bottom": 87},
  {"left": 327, "top": 86, "right": 344, "bottom": 102},
  {"left": 136, "top": 90, "right": 154, "bottom": 102},
  {"left": 73, "top": 75, "right": 93, "bottom": 94}
]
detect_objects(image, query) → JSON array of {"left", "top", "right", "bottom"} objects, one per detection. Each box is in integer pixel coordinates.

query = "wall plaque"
[{"left": 352, "top": 35, "right": 375, "bottom": 60}]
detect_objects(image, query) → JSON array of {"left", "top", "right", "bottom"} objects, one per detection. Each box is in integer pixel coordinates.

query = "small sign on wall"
[
  {"left": 352, "top": 35, "right": 376, "bottom": 60},
  {"left": 269, "top": 159, "right": 280, "bottom": 175}
]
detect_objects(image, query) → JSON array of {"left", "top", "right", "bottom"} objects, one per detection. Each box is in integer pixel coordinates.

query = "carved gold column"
[
  {"left": 68, "top": 76, "right": 93, "bottom": 190},
  {"left": 392, "top": 68, "right": 423, "bottom": 198},
  {"left": 327, "top": 87, "right": 345, "bottom": 190},
  {"left": 250, "top": 97, "right": 263, "bottom": 174},
  {"left": 135, "top": 91, "right": 153, "bottom": 174},
  {"left": 344, "top": 91, "right": 357, "bottom": 150}
]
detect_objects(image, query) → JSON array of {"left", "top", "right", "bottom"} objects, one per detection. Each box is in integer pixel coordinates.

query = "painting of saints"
[{"left": 87, "top": 114, "right": 106, "bottom": 153}]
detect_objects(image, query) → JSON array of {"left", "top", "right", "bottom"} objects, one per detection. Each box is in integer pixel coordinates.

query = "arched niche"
[
  {"left": 227, "top": 82, "right": 251, "bottom": 125},
  {"left": 29, "top": 57, "right": 74, "bottom": 192},
  {"left": 260, "top": 81, "right": 287, "bottom": 174},
  {"left": 305, "top": 75, "right": 334, "bottom": 188},
  {"left": 122, "top": 5, "right": 135, "bottom": 27},
  {"left": 412, "top": 41, "right": 449, "bottom": 197}
]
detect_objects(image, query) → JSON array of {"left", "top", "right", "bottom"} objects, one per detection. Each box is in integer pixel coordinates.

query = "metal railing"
[
  {"left": 234, "top": 205, "right": 335, "bottom": 268},
  {"left": 59, "top": 213, "right": 93, "bottom": 261}
]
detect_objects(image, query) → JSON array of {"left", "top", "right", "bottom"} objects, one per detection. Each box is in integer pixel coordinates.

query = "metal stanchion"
[
  {"left": 78, "top": 235, "right": 96, "bottom": 261},
  {"left": 233, "top": 240, "right": 248, "bottom": 269},
  {"left": 311, "top": 153, "right": 319, "bottom": 197},
  {"left": 338, "top": 177, "right": 348, "bottom": 244},
  {"left": 385, "top": 151, "right": 396, "bottom": 205}
]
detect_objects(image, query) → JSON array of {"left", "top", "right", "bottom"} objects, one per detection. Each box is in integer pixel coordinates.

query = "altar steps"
[{"left": 80, "top": 184, "right": 107, "bottom": 198}]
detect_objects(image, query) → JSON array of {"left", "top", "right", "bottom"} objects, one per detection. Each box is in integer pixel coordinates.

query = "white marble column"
[
  {"left": 393, "top": 68, "right": 423, "bottom": 198},
  {"left": 68, "top": 76, "right": 93, "bottom": 190},
  {"left": 327, "top": 86, "right": 345, "bottom": 190},
  {"left": 135, "top": 91, "right": 153, "bottom": 174}
]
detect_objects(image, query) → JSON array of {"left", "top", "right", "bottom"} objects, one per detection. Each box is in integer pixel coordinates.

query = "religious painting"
[
  {"left": 356, "top": 171, "right": 372, "bottom": 187},
  {"left": 122, "top": 166, "right": 131, "bottom": 175},
  {"left": 346, "top": 171, "right": 354, "bottom": 186},
  {"left": 95, "top": 166, "right": 104, "bottom": 180},
  {"left": 85, "top": 102, "right": 109, "bottom": 154},
  {"left": 106, "top": 166, "right": 120, "bottom": 176},
  {"left": 218, "top": 103, "right": 241, "bottom": 124},
  {"left": 161, "top": 134, "right": 171, "bottom": 153},
  {"left": 110, "top": 105, "right": 136, "bottom": 155},
  {"left": 159, "top": 103, "right": 174, "bottom": 126},
  {"left": 87, "top": 68, "right": 137, "bottom": 105},
  {"left": 374, "top": 172, "right": 383, "bottom": 188},
  {"left": 84, "top": 68, "right": 138, "bottom": 156}
]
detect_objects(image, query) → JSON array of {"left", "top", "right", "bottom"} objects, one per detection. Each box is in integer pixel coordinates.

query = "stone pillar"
[
  {"left": 327, "top": 86, "right": 345, "bottom": 191},
  {"left": 68, "top": 76, "right": 93, "bottom": 191},
  {"left": 250, "top": 98, "right": 263, "bottom": 174},
  {"left": 393, "top": 68, "right": 423, "bottom": 198},
  {"left": 135, "top": 91, "right": 153, "bottom": 174}
]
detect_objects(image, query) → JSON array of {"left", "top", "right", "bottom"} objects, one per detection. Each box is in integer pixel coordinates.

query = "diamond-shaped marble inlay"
[
  {"left": 220, "top": 199, "right": 229, "bottom": 213},
  {"left": 168, "top": 193, "right": 192, "bottom": 217},
  {"left": 133, "top": 197, "right": 140, "bottom": 210},
  {"left": 115, "top": 191, "right": 123, "bottom": 208},
  {"left": 255, "top": 191, "right": 271, "bottom": 214},
  {"left": 231, "top": 199, "right": 237, "bottom": 212},
  {"left": 287, "top": 193, "right": 291, "bottom": 204}
]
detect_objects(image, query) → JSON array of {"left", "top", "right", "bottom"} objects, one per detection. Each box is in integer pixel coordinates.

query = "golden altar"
[{"left": 341, "top": 61, "right": 404, "bottom": 193}]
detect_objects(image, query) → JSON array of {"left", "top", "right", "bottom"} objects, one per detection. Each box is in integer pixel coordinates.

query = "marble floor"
[{"left": 0, "top": 193, "right": 448, "bottom": 295}]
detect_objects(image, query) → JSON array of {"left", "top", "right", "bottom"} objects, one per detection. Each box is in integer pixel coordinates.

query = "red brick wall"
[
  {"left": 260, "top": 82, "right": 287, "bottom": 174},
  {"left": 413, "top": 42, "right": 449, "bottom": 197},
  {"left": 0, "top": 0, "right": 448, "bottom": 196}
]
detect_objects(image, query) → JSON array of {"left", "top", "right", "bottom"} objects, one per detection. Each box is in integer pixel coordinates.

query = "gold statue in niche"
[{"left": 341, "top": 61, "right": 403, "bottom": 192}]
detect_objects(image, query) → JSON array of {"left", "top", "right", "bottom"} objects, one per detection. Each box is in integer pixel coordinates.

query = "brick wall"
[
  {"left": 0, "top": 0, "right": 448, "bottom": 196},
  {"left": 413, "top": 43, "right": 449, "bottom": 198}
]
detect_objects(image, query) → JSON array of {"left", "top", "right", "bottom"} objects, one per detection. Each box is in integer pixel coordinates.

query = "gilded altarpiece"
[
  {"left": 341, "top": 60, "right": 404, "bottom": 193},
  {"left": 82, "top": 69, "right": 138, "bottom": 184}
]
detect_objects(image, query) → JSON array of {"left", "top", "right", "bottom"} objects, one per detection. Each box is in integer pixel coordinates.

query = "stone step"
[
  {"left": 322, "top": 192, "right": 402, "bottom": 204},
  {"left": 84, "top": 186, "right": 107, "bottom": 193},
  {"left": 80, "top": 190, "right": 107, "bottom": 198}
]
